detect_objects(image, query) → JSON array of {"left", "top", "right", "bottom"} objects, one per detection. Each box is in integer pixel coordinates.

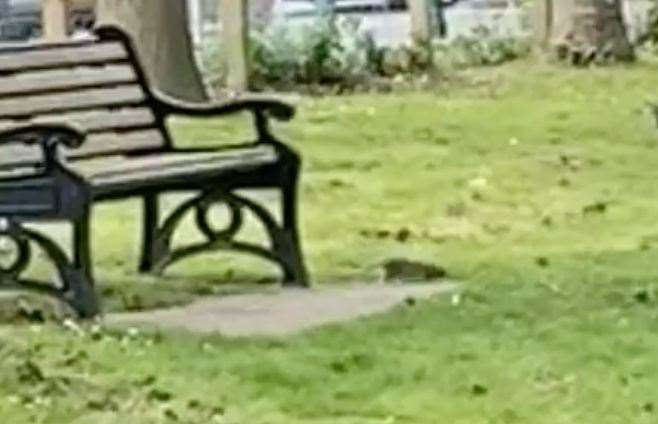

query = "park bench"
[{"left": 0, "top": 26, "right": 309, "bottom": 318}]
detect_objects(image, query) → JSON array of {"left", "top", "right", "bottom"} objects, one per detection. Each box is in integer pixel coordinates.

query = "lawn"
[{"left": 3, "top": 61, "right": 658, "bottom": 422}]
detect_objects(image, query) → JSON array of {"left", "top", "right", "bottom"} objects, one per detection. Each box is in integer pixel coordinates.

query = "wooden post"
[
  {"left": 220, "top": 0, "right": 250, "bottom": 92},
  {"left": 409, "top": 0, "right": 433, "bottom": 43},
  {"left": 42, "top": 0, "right": 70, "bottom": 41},
  {"left": 533, "top": 0, "right": 551, "bottom": 49}
]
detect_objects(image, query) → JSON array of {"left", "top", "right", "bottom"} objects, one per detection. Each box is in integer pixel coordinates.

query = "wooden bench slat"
[
  {"left": 0, "top": 65, "right": 136, "bottom": 98},
  {"left": 0, "top": 144, "right": 41, "bottom": 168},
  {"left": 0, "top": 38, "right": 94, "bottom": 53},
  {"left": 0, "top": 42, "right": 128, "bottom": 73},
  {"left": 0, "top": 86, "right": 146, "bottom": 118},
  {"left": 0, "top": 128, "right": 165, "bottom": 168},
  {"left": 0, "top": 144, "right": 276, "bottom": 183},
  {"left": 72, "top": 147, "right": 277, "bottom": 177},
  {"left": 0, "top": 108, "right": 156, "bottom": 134},
  {"left": 72, "top": 147, "right": 278, "bottom": 188},
  {"left": 38, "top": 107, "right": 155, "bottom": 133},
  {"left": 72, "top": 129, "right": 166, "bottom": 157}
]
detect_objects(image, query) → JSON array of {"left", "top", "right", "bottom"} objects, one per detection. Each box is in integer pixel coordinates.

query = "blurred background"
[{"left": 4, "top": 0, "right": 650, "bottom": 45}]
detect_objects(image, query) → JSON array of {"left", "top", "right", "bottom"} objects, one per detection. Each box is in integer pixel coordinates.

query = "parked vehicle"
[
  {"left": 0, "top": 0, "right": 92, "bottom": 42},
  {"left": 277, "top": 0, "right": 406, "bottom": 17}
]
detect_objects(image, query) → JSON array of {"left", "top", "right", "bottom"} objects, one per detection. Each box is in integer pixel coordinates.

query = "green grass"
[{"left": 4, "top": 61, "right": 658, "bottom": 422}]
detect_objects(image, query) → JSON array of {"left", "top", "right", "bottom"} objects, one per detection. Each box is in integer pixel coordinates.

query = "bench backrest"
[{"left": 0, "top": 28, "right": 169, "bottom": 170}]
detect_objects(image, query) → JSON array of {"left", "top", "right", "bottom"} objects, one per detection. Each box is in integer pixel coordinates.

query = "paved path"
[{"left": 107, "top": 283, "right": 459, "bottom": 337}]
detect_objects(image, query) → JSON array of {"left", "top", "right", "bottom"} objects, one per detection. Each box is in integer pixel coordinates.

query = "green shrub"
[
  {"left": 201, "top": 14, "right": 530, "bottom": 92},
  {"left": 432, "top": 26, "right": 532, "bottom": 69},
  {"left": 203, "top": 13, "right": 381, "bottom": 91}
]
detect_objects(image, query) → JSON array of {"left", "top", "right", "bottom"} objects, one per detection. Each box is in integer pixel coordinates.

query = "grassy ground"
[{"left": 4, "top": 61, "right": 658, "bottom": 422}]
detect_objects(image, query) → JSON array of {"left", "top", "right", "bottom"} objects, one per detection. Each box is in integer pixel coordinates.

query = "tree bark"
[
  {"left": 96, "top": 0, "right": 207, "bottom": 101},
  {"left": 220, "top": 0, "right": 250, "bottom": 92},
  {"left": 42, "top": 0, "right": 71, "bottom": 41},
  {"left": 535, "top": 0, "right": 634, "bottom": 65}
]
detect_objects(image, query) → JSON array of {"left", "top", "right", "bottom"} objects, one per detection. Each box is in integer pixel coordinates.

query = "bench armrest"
[
  {"left": 152, "top": 90, "right": 296, "bottom": 122},
  {"left": 0, "top": 123, "right": 87, "bottom": 169}
]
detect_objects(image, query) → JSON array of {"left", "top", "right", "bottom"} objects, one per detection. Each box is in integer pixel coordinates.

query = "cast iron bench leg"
[
  {"left": 139, "top": 194, "right": 160, "bottom": 274},
  {"left": 67, "top": 211, "right": 100, "bottom": 318},
  {"left": 278, "top": 155, "right": 309, "bottom": 287}
]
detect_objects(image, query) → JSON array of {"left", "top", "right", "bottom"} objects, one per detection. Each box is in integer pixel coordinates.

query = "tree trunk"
[
  {"left": 535, "top": 0, "right": 634, "bottom": 65},
  {"left": 42, "top": 0, "right": 70, "bottom": 41},
  {"left": 96, "top": 0, "right": 207, "bottom": 101},
  {"left": 220, "top": 0, "right": 250, "bottom": 92},
  {"left": 409, "top": 0, "right": 434, "bottom": 42}
]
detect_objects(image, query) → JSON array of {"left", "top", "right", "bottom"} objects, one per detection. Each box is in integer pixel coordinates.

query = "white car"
[{"left": 274, "top": 0, "right": 403, "bottom": 18}]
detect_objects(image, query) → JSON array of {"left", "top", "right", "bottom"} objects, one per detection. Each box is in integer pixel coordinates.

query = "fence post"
[
  {"left": 42, "top": 0, "right": 70, "bottom": 41},
  {"left": 220, "top": 0, "right": 250, "bottom": 92},
  {"left": 409, "top": 0, "right": 434, "bottom": 43}
]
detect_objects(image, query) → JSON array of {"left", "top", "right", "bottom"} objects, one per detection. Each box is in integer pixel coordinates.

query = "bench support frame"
[
  {"left": 0, "top": 215, "right": 99, "bottom": 318},
  {"left": 138, "top": 150, "right": 308, "bottom": 286}
]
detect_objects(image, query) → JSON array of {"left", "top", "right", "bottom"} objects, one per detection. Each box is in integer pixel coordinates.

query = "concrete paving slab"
[{"left": 106, "top": 283, "right": 459, "bottom": 337}]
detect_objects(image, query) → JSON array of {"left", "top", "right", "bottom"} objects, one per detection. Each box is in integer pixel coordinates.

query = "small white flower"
[
  {"left": 127, "top": 327, "right": 140, "bottom": 338},
  {"left": 62, "top": 318, "right": 84, "bottom": 336},
  {"left": 468, "top": 177, "right": 488, "bottom": 189}
]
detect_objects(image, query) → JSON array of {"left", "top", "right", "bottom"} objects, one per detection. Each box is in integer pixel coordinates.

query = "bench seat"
[{"left": 70, "top": 145, "right": 279, "bottom": 197}]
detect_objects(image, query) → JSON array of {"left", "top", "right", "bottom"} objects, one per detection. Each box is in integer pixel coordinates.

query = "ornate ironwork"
[
  {"left": 148, "top": 190, "right": 296, "bottom": 279},
  {"left": 0, "top": 219, "right": 97, "bottom": 316},
  {"left": 0, "top": 227, "right": 31, "bottom": 280}
]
